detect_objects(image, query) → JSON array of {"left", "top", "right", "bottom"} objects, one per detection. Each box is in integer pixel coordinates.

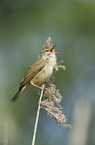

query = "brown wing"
[{"left": 19, "top": 58, "right": 46, "bottom": 87}]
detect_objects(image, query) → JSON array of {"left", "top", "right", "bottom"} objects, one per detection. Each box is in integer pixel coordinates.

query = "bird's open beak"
[{"left": 50, "top": 45, "right": 59, "bottom": 53}]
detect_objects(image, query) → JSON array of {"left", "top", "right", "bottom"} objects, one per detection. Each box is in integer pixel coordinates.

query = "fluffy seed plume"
[{"left": 41, "top": 83, "right": 71, "bottom": 128}]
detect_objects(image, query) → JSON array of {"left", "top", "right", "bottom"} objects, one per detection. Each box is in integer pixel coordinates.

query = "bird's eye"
[{"left": 45, "top": 49, "right": 49, "bottom": 52}]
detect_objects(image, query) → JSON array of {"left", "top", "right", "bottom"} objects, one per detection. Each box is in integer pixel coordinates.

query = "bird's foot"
[{"left": 32, "top": 83, "right": 44, "bottom": 90}]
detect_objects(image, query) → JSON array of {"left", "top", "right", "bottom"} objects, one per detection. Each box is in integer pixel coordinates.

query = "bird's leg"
[{"left": 31, "top": 83, "right": 44, "bottom": 90}]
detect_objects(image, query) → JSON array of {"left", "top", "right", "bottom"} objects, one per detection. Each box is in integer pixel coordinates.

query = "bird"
[{"left": 11, "top": 37, "right": 59, "bottom": 102}]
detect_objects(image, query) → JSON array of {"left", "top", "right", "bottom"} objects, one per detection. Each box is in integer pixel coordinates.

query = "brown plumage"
[
  {"left": 11, "top": 58, "right": 46, "bottom": 102},
  {"left": 11, "top": 37, "right": 57, "bottom": 102}
]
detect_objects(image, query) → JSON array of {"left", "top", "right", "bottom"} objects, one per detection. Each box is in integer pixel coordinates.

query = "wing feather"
[{"left": 19, "top": 58, "right": 46, "bottom": 86}]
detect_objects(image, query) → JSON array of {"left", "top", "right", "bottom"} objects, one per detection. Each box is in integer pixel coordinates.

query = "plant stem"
[{"left": 31, "top": 84, "right": 44, "bottom": 145}]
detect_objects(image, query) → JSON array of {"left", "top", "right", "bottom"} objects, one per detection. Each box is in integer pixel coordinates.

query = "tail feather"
[
  {"left": 11, "top": 89, "right": 21, "bottom": 103},
  {"left": 11, "top": 85, "right": 26, "bottom": 103}
]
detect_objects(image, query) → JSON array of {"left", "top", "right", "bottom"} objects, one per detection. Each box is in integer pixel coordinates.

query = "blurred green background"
[{"left": 0, "top": 0, "right": 95, "bottom": 145}]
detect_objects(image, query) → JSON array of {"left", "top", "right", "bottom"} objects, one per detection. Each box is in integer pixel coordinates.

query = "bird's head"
[{"left": 40, "top": 37, "right": 59, "bottom": 59}]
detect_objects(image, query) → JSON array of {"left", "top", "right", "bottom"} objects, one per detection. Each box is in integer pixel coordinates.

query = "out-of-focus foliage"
[{"left": 0, "top": 0, "right": 95, "bottom": 145}]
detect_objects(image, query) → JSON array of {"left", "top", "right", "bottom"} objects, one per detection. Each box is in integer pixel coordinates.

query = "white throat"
[{"left": 42, "top": 52, "right": 57, "bottom": 68}]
